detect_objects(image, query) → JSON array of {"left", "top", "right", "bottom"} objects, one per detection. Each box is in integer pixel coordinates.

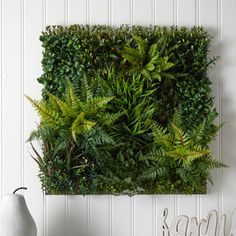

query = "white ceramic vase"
[{"left": 0, "top": 187, "right": 37, "bottom": 236}]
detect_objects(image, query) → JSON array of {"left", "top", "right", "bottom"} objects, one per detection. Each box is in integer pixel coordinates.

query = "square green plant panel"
[{"left": 28, "top": 25, "right": 226, "bottom": 195}]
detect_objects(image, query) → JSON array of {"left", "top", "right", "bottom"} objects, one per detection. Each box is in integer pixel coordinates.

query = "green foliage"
[
  {"left": 27, "top": 81, "right": 120, "bottom": 194},
  {"left": 28, "top": 24, "right": 226, "bottom": 195},
  {"left": 138, "top": 111, "right": 227, "bottom": 194},
  {"left": 121, "top": 34, "right": 174, "bottom": 81}
]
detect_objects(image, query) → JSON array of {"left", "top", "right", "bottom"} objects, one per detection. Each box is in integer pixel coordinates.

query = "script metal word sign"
[{"left": 158, "top": 208, "right": 236, "bottom": 236}]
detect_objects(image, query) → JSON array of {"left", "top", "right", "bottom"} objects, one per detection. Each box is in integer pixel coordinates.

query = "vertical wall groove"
[
  {"left": 86, "top": 3, "right": 91, "bottom": 235},
  {"left": 44, "top": 196, "right": 48, "bottom": 236},
  {"left": 86, "top": 0, "right": 90, "bottom": 25},
  {"left": 130, "top": 0, "right": 133, "bottom": 26},
  {"left": 108, "top": 0, "right": 111, "bottom": 25},
  {"left": 64, "top": 1, "right": 69, "bottom": 235},
  {"left": 20, "top": 0, "right": 25, "bottom": 197},
  {"left": 64, "top": 0, "right": 68, "bottom": 26},
  {"left": 196, "top": 0, "right": 200, "bottom": 220},
  {"left": 174, "top": 0, "right": 178, "bottom": 218},
  {"left": 152, "top": 1, "right": 156, "bottom": 233},
  {"left": 109, "top": 196, "right": 113, "bottom": 236},
  {"left": 197, "top": 196, "right": 200, "bottom": 220},
  {"left": 130, "top": 197, "right": 135, "bottom": 236},
  {"left": 42, "top": 0, "right": 47, "bottom": 235},
  {"left": 217, "top": 0, "right": 223, "bottom": 216},
  {"left": 153, "top": 196, "right": 157, "bottom": 236},
  {"left": 65, "top": 196, "right": 69, "bottom": 236},
  {"left": 152, "top": 0, "right": 156, "bottom": 25},
  {"left": 173, "top": 0, "right": 178, "bottom": 25},
  {"left": 195, "top": 0, "right": 200, "bottom": 26},
  {"left": 87, "top": 196, "right": 91, "bottom": 236},
  {"left": 0, "top": 0, "right": 3, "bottom": 200},
  {"left": 42, "top": 0, "right": 46, "bottom": 28}
]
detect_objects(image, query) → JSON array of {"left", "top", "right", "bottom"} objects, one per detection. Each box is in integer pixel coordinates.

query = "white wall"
[{"left": 0, "top": 0, "right": 236, "bottom": 236}]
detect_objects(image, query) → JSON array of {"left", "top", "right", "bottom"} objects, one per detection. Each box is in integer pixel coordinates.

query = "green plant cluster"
[{"left": 28, "top": 24, "right": 226, "bottom": 195}]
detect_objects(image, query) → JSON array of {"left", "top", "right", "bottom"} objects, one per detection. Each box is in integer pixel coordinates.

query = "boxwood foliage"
[{"left": 29, "top": 24, "right": 226, "bottom": 195}]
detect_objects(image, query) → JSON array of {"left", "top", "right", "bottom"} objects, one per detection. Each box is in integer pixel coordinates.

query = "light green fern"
[{"left": 26, "top": 81, "right": 114, "bottom": 140}]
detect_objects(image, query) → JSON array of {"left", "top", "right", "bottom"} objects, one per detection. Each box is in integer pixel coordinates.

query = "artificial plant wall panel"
[{"left": 28, "top": 25, "right": 225, "bottom": 195}]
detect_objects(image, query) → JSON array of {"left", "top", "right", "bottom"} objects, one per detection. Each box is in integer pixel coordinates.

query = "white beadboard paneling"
[
  {"left": 133, "top": 0, "right": 153, "bottom": 25},
  {"left": 177, "top": 0, "right": 196, "bottom": 26},
  {"left": 45, "top": 2, "right": 67, "bottom": 236},
  {"left": 112, "top": 0, "right": 130, "bottom": 26},
  {"left": 67, "top": 1, "right": 87, "bottom": 231},
  {"left": 68, "top": 0, "right": 87, "bottom": 24},
  {"left": 46, "top": 0, "right": 65, "bottom": 25},
  {"left": 135, "top": 195, "right": 153, "bottom": 236},
  {"left": 24, "top": 0, "right": 44, "bottom": 235},
  {"left": 152, "top": 0, "right": 181, "bottom": 222},
  {"left": 177, "top": 195, "right": 198, "bottom": 218},
  {"left": 2, "top": 0, "right": 22, "bottom": 195},
  {"left": 221, "top": 0, "right": 236, "bottom": 222},
  {"left": 112, "top": 196, "right": 131, "bottom": 236},
  {"left": 155, "top": 0, "right": 173, "bottom": 25},
  {"left": 68, "top": 195, "right": 88, "bottom": 236},
  {"left": 199, "top": 0, "right": 217, "bottom": 28},
  {"left": 90, "top": 0, "right": 109, "bottom": 25},
  {"left": 199, "top": 0, "right": 220, "bottom": 218},
  {"left": 177, "top": 0, "right": 198, "bottom": 219},
  {"left": 155, "top": 195, "right": 175, "bottom": 233},
  {"left": 0, "top": 0, "right": 3, "bottom": 200},
  {"left": 90, "top": 195, "right": 110, "bottom": 236},
  {"left": 46, "top": 195, "right": 67, "bottom": 236},
  {"left": 1, "top": 1, "right": 236, "bottom": 236}
]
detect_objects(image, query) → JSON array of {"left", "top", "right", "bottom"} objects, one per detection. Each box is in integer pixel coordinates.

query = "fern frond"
[
  {"left": 122, "top": 47, "right": 142, "bottom": 65},
  {"left": 171, "top": 109, "right": 183, "bottom": 128},
  {"left": 140, "top": 166, "right": 169, "bottom": 180},
  {"left": 71, "top": 112, "right": 96, "bottom": 140},
  {"left": 167, "top": 147, "right": 209, "bottom": 165},
  {"left": 82, "top": 135, "right": 99, "bottom": 158},
  {"left": 26, "top": 95, "right": 63, "bottom": 126},
  {"left": 132, "top": 34, "right": 147, "bottom": 59},
  {"left": 80, "top": 75, "right": 93, "bottom": 102},
  {"left": 155, "top": 36, "right": 167, "bottom": 54},
  {"left": 53, "top": 129, "right": 72, "bottom": 153},
  {"left": 65, "top": 82, "right": 80, "bottom": 111},
  {"left": 152, "top": 124, "right": 173, "bottom": 147},
  {"left": 83, "top": 96, "right": 114, "bottom": 113},
  {"left": 87, "top": 128, "right": 115, "bottom": 145},
  {"left": 99, "top": 111, "right": 124, "bottom": 126},
  {"left": 189, "top": 120, "right": 206, "bottom": 144},
  {"left": 28, "top": 130, "right": 40, "bottom": 142},
  {"left": 171, "top": 124, "right": 190, "bottom": 147},
  {"left": 205, "top": 158, "right": 228, "bottom": 169},
  {"left": 148, "top": 43, "right": 158, "bottom": 61},
  {"left": 139, "top": 149, "right": 165, "bottom": 161},
  {"left": 140, "top": 167, "right": 157, "bottom": 180},
  {"left": 47, "top": 92, "right": 72, "bottom": 118}
]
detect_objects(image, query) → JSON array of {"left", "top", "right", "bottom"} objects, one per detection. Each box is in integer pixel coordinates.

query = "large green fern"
[
  {"left": 27, "top": 81, "right": 114, "bottom": 140},
  {"left": 139, "top": 110, "right": 227, "bottom": 193}
]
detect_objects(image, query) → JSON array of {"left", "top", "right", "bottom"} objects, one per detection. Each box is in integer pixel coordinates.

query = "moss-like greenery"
[{"left": 28, "top": 24, "right": 226, "bottom": 195}]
